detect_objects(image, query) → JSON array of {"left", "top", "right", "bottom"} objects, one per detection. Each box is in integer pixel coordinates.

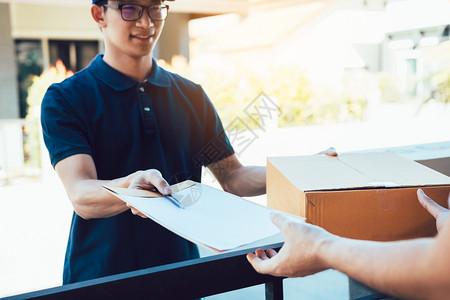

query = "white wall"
[
  {"left": 0, "top": 3, "right": 19, "bottom": 119},
  {"left": 0, "top": 121, "right": 24, "bottom": 180}
]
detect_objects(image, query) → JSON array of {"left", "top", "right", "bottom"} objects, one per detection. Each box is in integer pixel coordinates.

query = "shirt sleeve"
[
  {"left": 197, "top": 89, "right": 235, "bottom": 166},
  {"left": 41, "top": 84, "right": 92, "bottom": 167}
]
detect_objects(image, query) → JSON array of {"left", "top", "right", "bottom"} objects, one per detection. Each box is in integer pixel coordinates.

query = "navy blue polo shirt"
[{"left": 41, "top": 54, "right": 234, "bottom": 284}]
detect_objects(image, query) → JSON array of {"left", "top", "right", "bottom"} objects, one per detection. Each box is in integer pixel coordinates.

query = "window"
[
  {"left": 49, "top": 40, "right": 99, "bottom": 72},
  {"left": 15, "top": 40, "right": 43, "bottom": 118},
  {"left": 15, "top": 39, "right": 99, "bottom": 118}
]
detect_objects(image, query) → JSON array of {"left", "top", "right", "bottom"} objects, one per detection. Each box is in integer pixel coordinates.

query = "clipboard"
[{"left": 104, "top": 180, "right": 283, "bottom": 252}]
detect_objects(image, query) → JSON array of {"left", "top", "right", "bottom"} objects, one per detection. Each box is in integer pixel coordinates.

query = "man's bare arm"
[
  {"left": 320, "top": 228, "right": 449, "bottom": 299},
  {"left": 324, "top": 189, "right": 450, "bottom": 299},
  {"left": 208, "top": 148, "right": 337, "bottom": 197},
  {"left": 55, "top": 154, "right": 172, "bottom": 219},
  {"left": 207, "top": 154, "right": 266, "bottom": 197},
  {"left": 248, "top": 190, "right": 450, "bottom": 300}
]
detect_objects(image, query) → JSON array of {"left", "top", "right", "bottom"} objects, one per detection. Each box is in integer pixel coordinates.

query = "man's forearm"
[
  {"left": 68, "top": 176, "right": 132, "bottom": 220},
  {"left": 223, "top": 166, "right": 266, "bottom": 197},
  {"left": 248, "top": 191, "right": 450, "bottom": 299},
  {"left": 319, "top": 236, "right": 443, "bottom": 300}
]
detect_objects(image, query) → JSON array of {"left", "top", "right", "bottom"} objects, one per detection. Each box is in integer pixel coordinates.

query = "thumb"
[
  {"left": 270, "top": 212, "right": 291, "bottom": 232},
  {"left": 417, "top": 189, "right": 446, "bottom": 219},
  {"left": 146, "top": 170, "right": 172, "bottom": 195}
]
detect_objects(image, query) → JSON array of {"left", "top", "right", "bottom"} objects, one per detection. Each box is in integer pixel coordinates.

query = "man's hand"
[
  {"left": 417, "top": 189, "right": 449, "bottom": 233},
  {"left": 127, "top": 169, "right": 173, "bottom": 218},
  {"left": 319, "top": 147, "right": 338, "bottom": 157},
  {"left": 247, "top": 212, "right": 334, "bottom": 278}
]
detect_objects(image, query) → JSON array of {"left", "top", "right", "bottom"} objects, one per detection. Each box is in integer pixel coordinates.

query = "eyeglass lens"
[{"left": 121, "top": 5, "right": 167, "bottom": 21}]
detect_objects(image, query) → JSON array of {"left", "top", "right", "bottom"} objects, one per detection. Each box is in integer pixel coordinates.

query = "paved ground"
[{"left": 1, "top": 102, "right": 450, "bottom": 298}]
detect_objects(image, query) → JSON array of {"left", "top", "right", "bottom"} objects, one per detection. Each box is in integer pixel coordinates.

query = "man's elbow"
[
  {"left": 70, "top": 194, "right": 97, "bottom": 220},
  {"left": 71, "top": 195, "right": 126, "bottom": 219},
  {"left": 73, "top": 203, "right": 94, "bottom": 220},
  {"left": 220, "top": 177, "right": 245, "bottom": 196},
  {"left": 221, "top": 181, "right": 239, "bottom": 196},
  {"left": 221, "top": 180, "right": 265, "bottom": 197}
]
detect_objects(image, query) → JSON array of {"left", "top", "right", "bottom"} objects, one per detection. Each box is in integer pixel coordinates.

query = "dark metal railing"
[
  {"left": 2, "top": 241, "right": 392, "bottom": 300},
  {"left": 2, "top": 242, "right": 285, "bottom": 300}
]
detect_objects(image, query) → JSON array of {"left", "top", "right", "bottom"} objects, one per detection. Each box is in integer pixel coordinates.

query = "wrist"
[
  {"left": 124, "top": 172, "right": 136, "bottom": 187},
  {"left": 110, "top": 172, "right": 138, "bottom": 188},
  {"left": 315, "top": 231, "right": 339, "bottom": 270}
]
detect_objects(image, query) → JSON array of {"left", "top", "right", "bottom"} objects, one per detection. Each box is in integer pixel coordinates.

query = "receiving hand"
[
  {"left": 319, "top": 147, "right": 338, "bottom": 157},
  {"left": 417, "top": 189, "right": 449, "bottom": 233},
  {"left": 247, "top": 212, "right": 333, "bottom": 278},
  {"left": 127, "top": 169, "right": 173, "bottom": 218}
]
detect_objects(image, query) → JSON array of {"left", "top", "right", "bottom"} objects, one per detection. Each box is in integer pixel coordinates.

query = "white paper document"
[{"left": 105, "top": 182, "right": 281, "bottom": 252}]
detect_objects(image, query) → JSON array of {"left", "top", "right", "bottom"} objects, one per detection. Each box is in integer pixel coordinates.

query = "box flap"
[
  {"left": 352, "top": 141, "right": 450, "bottom": 161},
  {"left": 268, "top": 152, "right": 450, "bottom": 192}
]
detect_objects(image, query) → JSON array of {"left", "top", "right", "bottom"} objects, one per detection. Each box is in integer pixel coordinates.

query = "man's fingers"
[
  {"left": 266, "top": 249, "right": 278, "bottom": 258},
  {"left": 252, "top": 249, "right": 278, "bottom": 261},
  {"left": 247, "top": 249, "right": 283, "bottom": 276},
  {"left": 127, "top": 204, "right": 148, "bottom": 218},
  {"left": 129, "top": 206, "right": 138, "bottom": 215},
  {"left": 246, "top": 253, "right": 263, "bottom": 271},
  {"left": 146, "top": 170, "right": 172, "bottom": 195},
  {"left": 128, "top": 169, "right": 172, "bottom": 195},
  {"left": 255, "top": 248, "right": 270, "bottom": 260},
  {"left": 247, "top": 252, "right": 271, "bottom": 274},
  {"left": 417, "top": 189, "right": 445, "bottom": 219},
  {"left": 246, "top": 252, "right": 257, "bottom": 262},
  {"left": 319, "top": 147, "right": 338, "bottom": 157}
]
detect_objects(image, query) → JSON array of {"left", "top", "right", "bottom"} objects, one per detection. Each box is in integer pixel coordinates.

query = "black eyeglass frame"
[{"left": 103, "top": 3, "right": 169, "bottom": 21}]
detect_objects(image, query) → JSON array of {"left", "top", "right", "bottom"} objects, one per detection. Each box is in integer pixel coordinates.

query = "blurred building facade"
[
  {"left": 190, "top": 0, "right": 450, "bottom": 96},
  {"left": 2, "top": 0, "right": 450, "bottom": 119},
  {"left": 1, "top": 0, "right": 449, "bottom": 183},
  {"left": 0, "top": 0, "right": 249, "bottom": 120},
  {"left": 0, "top": 0, "right": 248, "bottom": 181}
]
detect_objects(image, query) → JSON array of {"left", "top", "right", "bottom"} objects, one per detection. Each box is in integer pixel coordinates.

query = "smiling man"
[{"left": 41, "top": 0, "right": 266, "bottom": 284}]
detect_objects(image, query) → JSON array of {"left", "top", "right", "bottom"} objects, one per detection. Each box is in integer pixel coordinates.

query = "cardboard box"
[
  {"left": 267, "top": 152, "right": 450, "bottom": 241},
  {"left": 354, "top": 141, "right": 450, "bottom": 177}
]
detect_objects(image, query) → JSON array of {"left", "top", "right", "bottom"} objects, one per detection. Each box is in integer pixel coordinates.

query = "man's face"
[{"left": 102, "top": 0, "right": 165, "bottom": 59}]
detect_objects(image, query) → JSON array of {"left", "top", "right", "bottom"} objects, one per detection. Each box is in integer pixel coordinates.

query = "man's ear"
[{"left": 91, "top": 5, "right": 107, "bottom": 29}]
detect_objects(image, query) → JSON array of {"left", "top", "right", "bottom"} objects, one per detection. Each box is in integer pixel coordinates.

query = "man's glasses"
[{"left": 103, "top": 3, "right": 169, "bottom": 21}]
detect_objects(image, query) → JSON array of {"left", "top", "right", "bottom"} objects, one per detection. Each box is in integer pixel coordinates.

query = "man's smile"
[
  {"left": 131, "top": 30, "right": 156, "bottom": 40},
  {"left": 132, "top": 34, "right": 152, "bottom": 39}
]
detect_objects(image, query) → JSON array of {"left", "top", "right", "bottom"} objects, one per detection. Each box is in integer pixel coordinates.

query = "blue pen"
[{"left": 164, "top": 194, "right": 185, "bottom": 209}]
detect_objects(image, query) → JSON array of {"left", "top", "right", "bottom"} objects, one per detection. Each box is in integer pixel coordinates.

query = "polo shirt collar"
[
  {"left": 146, "top": 58, "right": 171, "bottom": 88},
  {"left": 88, "top": 54, "right": 171, "bottom": 90}
]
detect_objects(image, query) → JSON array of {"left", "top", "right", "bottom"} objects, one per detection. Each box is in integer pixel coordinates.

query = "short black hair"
[{"left": 95, "top": 0, "right": 107, "bottom": 6}]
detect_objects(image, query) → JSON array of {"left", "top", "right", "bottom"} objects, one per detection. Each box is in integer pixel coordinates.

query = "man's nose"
[{"left": 136, "top": 9, "right": 153, "bottom": 28}]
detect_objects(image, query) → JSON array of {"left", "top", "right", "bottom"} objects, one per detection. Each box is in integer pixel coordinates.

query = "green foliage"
[
  {"left": 429, "top": 70, "right": 450, "bottom": 104},
  {"left": 159, "top": 56, "right": 367, "bottom": 129},
  {"left": 24, "top": 61, "right": 73, "bottom": 168},
  {"left": 376, "top": 73, "right": 401, "bottom": 103}
]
